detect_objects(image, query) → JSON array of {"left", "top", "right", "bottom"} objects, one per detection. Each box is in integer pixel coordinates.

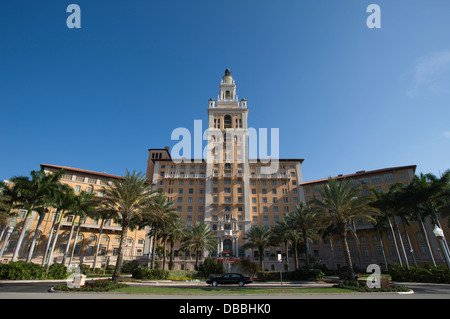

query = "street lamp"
[
  {"left": 433, "top": 225, "right": 450, "bottom": 269},
  {"left": 0, "top": 216, "right": 18, "bottom": 259}
]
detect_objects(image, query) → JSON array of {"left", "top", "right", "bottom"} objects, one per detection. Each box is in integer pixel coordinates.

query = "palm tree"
[
  {"left": 311, "top": 177, "right": 376, "bottom": 281},
  {"left": 370, "top": 185, "right": 405, "bottom": 267},
  {"left": 158, "top": 212, "right": 181, "bottom": 270},
  {"left": 0, "top": 182, "right": 16, "bottom": 243},
  {"left": 8, "top": 170, "right": 58, "bottom": 262},
  {"left": 68, "top": 191, "right": 97, "bottom": 267},
  {"left": 26, "top": 170, "right": 65, "bottom": 263},
  {"left": 285, "top": 202, "right": 319, "bottom": 269},
  {"left": 181, "top": 222, "right": 217, "bottom": 269},
  {"left": 166, "top": 215, "right": 184, "bottom": 270},
  {"left": 100, "top": 170, "right": 152, "bottom": 284},
  {"left": 270, "top": 221, "right": 291, "bottom": 270},
  {"left": 139, "top": 192, "right": 174, "bottom": 269},
  {"left": 90, "top": 206, "right": 118, "bottom": 273},
  {"left": 243, "top": 225, "right": 272, "bottom": 270},
  {"left": 370, "top": 213, "right": 391, "bottom": 271},
  {"left": 401, "top": 173, "right": 443, "bottom": 266},
  {"left": 44, "top": 184, "right": 77, "bottom": 276}
]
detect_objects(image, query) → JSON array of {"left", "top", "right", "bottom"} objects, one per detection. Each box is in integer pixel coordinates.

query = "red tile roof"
[
  {"left": 301, "top": 165, "right": 417, "bottom": 186},
  {"left": 40, "top": 164, "right": 125, "bottom": 180}
]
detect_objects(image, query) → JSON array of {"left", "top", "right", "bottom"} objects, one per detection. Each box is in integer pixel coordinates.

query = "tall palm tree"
[
  {"left": 100, "top": 170, "right": 152, "bottom": 284},
  {"left": 370, "top": 213, "right": 391, "bottom": 271},
  {"left": 243, "top": 225, "right": 272, "bottom": 270},
  {"left": 139, "top": 192, "right": 173, "bottom": 269},
  {"left": 0, "top": 182, "right": 16, "bottom": 243},
  {"left": 370, "top": 185, "right": 405, "bottom": 267},
  {"left": 311, "top": 177, "right": 376, "bottom": 281},
  {"left": 270, "top": 221, "right": 291, "bottom": 270},
  {"left": 401, "top": 173, "right": 444, "bottom": 266},
  {"left": 68, "top": 191, "right": 97, "bottom": 267},
  {"left": 285, "top": 202, "right": 319, "bottom": 269},
  {"left": 26, "top": 170, "right": 65, "bottom": 263},
  {"left": 8, "top": 170, "right": 58, "bottom": 262},
  {"left": 181, "top": 222, "right": 217, "bottom": 269},
  {"left": 90, "top": 206, "right": 118, "bottom": 273},
  {"left": 167, "top": 215, "right": 185, "bottom": 270},
  {"left": 158, "top": 212, "right": 181, "bottom": 270},
  {"left": 44, "top": 184, "right": 77, "bottom": 276}
]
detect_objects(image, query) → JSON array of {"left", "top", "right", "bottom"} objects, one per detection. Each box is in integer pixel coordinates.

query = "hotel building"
[
  {"left": 0, "top": 164, "right": 148, "bottom": 268},
  {"left": 146, "top": 69, "right": 304, "bottom": 269},
  {"left": 1, "top": 69, "right": 448, "bottom": 272},
  {"left": 301, "top": 165, "right": 450, "bottom": 270}
]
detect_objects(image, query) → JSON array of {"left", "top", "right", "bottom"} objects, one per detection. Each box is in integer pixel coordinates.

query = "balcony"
[
  {"left": 60, "top": 221, "right": 122, "bottom": 232},
  {"left": 164, "top": 169, "right": 206, "bottom": 179}
]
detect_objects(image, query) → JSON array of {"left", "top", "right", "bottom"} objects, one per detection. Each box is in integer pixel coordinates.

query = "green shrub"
[
  {"left": 0, "top": 261, "right": 45, "bottom": 280},
  {"left": 167, "top": 270, "right": 202, "bottom": 279},
  {"left": 335, "top": 280, "right": 409, "bottom": 292},
  {"left": 238, "top": 259, "right": 261, "bottom": 275},
  {"left": 47, "top": 264, "right": 69, "bottom": 279},
  {"left": 54, "top": 279, "right": 127, "bottom": 292},
  {"left": 255, "top": 269, "right": 324, "bottom": 281},
  {"left": 78, "top": 264, "right": 90, "bottom": 274},
  {"left": 390, "top": 264, "right": 450, "bottom": 283},
  {"left": 131, "top": 266, "right": 169, "bottom": 280},
  {"left": 198, "top": 258, "right": 223, "bottom": 277},
  {"left": 121, "top": 260, "right": 140, "bottom": 274}
]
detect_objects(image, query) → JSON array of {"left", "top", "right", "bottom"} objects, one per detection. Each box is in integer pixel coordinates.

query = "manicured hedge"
[
  {"left": 54, "top": 279, "right": 127, "bottom": 292},
  {"left": 131, "top": 267, "right": 169, "bottom": 280},
  {"left": 0, "top": 261, "right": 69, "bottom": 280},
  {"left": 390, "top": 264, "right": 450, "bottom": 283},
  {"left": 256, "top": 269, "right": 324, "bottom": 281}
]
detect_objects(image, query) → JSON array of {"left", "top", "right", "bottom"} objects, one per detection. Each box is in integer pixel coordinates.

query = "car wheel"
[
  {"left": 212, "top": 281, "right": 218, "bottom": 287},
  {"left": 238, "top": 281, "right": 245, "bottom": 287}
]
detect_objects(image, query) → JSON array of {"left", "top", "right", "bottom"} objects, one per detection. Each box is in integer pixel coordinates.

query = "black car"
[{"left": 206, "top": 273, "right": 253, "bottom": 287}]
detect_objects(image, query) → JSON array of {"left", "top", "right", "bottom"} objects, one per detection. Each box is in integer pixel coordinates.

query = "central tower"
[{"left": 204, "top": 69, "right": 251, "bottom": 257}]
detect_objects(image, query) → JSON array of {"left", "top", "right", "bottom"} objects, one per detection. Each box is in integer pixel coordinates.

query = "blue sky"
[{"left": 1, "top": 0, "right": 450, "bottom": 183}]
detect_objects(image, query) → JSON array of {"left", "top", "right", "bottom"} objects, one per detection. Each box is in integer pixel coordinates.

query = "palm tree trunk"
[
  {"left": 112, "top": 218, "right": 129, "bottom": 285},
  {"left": 151, "top": 228, "right": 158, "bottom": 269},
  {"left": 169, "top": 241, "right": 175, "bottom": 270},
  {"left": 0, "top": 225, "right": 6, "bottom": 245},
  {"left": 387, "top": 217, "right": 403, "bottom": 266},
  {"left": 26, "top": 211, "right": 46, "bottom": 262},
  {"left": 329, "top": 236, "right": 335, "bottom": 271},
  {"left": 12, "top": 209, "right": 32, "bottom": 262},
  {"left": 401, "top": 219, "right": 417, "bottom": 267},
  {"left": 162, "top": 239, "right": 167, "bottom": 270},
  {"left": 92, "top": 219, "right": 105, "bottom": 273},
  {"left": 42, "top": 210, "right": 59, "bottom": 266},
  {"left": 435, "top": 218, "right": 450, "bottom": 257},
  {"left": 68, "top": 222, "right": 81, "bottom": 266},
  {"left": 195, "top": 249, "right": 200, "bottom": 269},
  {"left": 340, "top": 230, "right": 354, "bottom": 281},
  {"left": 61, "top": 218, "right": 76, "bottom": 265},
  {"left": 293, "top": 241, "right": 299, "bottom": 270},
  {"left": 302, "top": 231, "right": 310, "bottom": 269},
  {"left": 284, "top": 240, "right": 289, "bottom": 271},
  {"left": 378, "top": 230, "right": 389, "bottom": 271},
  {"left": 393, "top": 218, "right": 409, "bottom": 270},
  {"left": 417, "top": 214, "right": 436, "bottom": 266},
  {"left": 46, "top": 215, "right": 63, "bottom": 277},
  {"left": 258, "top": 246, "right": 264, "bottom": 270}
]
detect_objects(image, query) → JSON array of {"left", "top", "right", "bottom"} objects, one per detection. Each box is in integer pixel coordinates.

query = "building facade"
[
  {"left": 300, "top": 165, "right": 450, "bottom": 271},
  {"left": 0, "top": 164, "right": 148, "bottom": 268},
  {"left": 146, "top": 70, "right": 304, "bottom": 270},
  {"left": 1, "top": 69, "right": 448, "bottom": 273}
]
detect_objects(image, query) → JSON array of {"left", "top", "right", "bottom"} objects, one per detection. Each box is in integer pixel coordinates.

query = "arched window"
[
  {"left": 224, "top": 115, "right": 232, "bottom": 128},
  {"left": 225, "top": 90, "right": 231, "bottom": 99}
]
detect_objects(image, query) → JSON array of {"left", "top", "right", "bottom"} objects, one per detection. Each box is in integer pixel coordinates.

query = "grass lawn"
[{"left": 109, "top": 286, "right": 356, "bottom": 295}]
